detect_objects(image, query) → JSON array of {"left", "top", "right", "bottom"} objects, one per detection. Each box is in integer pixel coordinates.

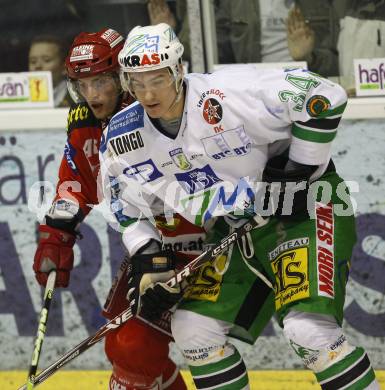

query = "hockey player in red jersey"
[{"left": 32, "top": 28, "right": 187, "bottom": 389}]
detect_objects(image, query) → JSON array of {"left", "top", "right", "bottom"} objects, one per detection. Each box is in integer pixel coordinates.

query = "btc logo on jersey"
[
  {"left": 202, "top": 98, "right": 223, "bottom": 124},
  {"left": 201, "top": 126, "right": 251, "bottom": 160},
  {"left": 123, "top": 158, "right": 163, "bottom": 184}
]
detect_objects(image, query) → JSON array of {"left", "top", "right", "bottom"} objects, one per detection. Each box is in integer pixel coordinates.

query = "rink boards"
[
  {"left": 0, "top": 116, "right": 385, "bottom": 376},
  {"left": 2, "top": 370, "right": 385, "bottom": 389}
]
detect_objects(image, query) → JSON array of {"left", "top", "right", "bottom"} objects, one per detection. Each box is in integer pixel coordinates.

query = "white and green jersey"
[{"left": 100, "top": 66, "right": 347, "bottom": 255}]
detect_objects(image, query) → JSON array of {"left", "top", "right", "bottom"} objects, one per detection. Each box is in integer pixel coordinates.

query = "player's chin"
[
  {"left": 91, "top": 105, "right": 107, "bottom": 120},
  {"left": 144, "top": 103, "right": 162, "bottom": 117}
]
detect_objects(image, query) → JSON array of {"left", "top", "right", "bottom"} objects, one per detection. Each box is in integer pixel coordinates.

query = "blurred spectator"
[
  {"left": 215, "top": 0, "right": 346, "bottom": 77},
  {"left": 0, "top": 0, "right": 86, "bottom": 73},
  {"left": 28, "top": 35, "right": 72, "bottom": 107},
  {"left": 161, "top": 0, "right": 345, "bottom": 76},
  {"left": 82, "top": 0, "right": 150, "bottom": 38},
  {"left": 144, "top": 0, "right": 190, "bottom": 62},
  {"left": 337, "top": 0, "right": 385, "bottom": 94},
  {"left": 147, "top": 0, "right": 177, "bottom": 29}
]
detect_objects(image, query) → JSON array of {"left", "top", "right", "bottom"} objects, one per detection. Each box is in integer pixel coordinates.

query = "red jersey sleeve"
[{"left": 55, "top": 103, "right": 102, "bottom": 218}]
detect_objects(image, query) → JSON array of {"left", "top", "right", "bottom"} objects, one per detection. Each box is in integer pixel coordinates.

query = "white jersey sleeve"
[
  {"left": 99, "top": 131, "right": 160, "bottom": 256},
  {"left": 257, "top": 68, "right": 348, "bottom": 165}
]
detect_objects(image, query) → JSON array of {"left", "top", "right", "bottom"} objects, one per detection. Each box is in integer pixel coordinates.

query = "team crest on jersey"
[
  {"left": 169, "top": 147, "right": 192, "bottom": 170},
  {"left": 202, "top": 98, "right": 223, "bottom": 125},
  {"left": 306, "top": 95, "right": 331, "bottom": 117}
]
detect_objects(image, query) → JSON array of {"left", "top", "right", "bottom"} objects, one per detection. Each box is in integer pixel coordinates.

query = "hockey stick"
[
  {"left": 26, "top": 270, "right": 57, "bottom": 389},
  {"left": 18, "top": 215, "right": 269, "bottom": 389}
]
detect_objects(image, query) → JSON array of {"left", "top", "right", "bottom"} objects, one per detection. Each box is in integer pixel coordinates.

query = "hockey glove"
[
  {"left": 33, "top": 199, "right": 83, "bottom": 287},
  {"left": 33, "top": 224, "right": 76, "bottom": 287},
  {"left": 127, "top": 249, "right": 183, "bottom": 320}
]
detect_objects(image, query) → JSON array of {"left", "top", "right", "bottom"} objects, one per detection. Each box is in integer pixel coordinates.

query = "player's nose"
[{"left": 142, "top": 89, "right": 156, "bottom": 102}]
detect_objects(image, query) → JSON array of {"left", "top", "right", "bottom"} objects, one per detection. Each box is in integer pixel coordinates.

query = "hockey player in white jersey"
[{"left": 100, "top": 23, "right": 380, "bottom": 389}]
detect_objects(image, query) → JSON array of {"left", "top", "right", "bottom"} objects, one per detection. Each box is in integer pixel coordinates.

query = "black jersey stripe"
[
  {"left": 321, "top": 353, "right": 371, "bottom": 390},
  {"left": 296, "top": 117, "right": 341, "bottom": 130},
  {"left": 234, "top": 269, "right": 272, "bottom": 330},
  {"left": 194, "top": 359, "right": 247, "bottom": 389}
]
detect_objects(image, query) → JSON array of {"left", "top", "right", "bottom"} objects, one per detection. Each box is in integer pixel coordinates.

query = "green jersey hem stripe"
[
  {"left": 211, "top": 372, "right": 249, "bottom": 390},
  {"left": 190, "top": 352, "right": 242, "bottom": 376},
  {"left": 340, "top": 368, "right": 376, "bottom": 390},
  {"left": 320, "top": 354, "right": 371, "bottom": 389},
  {"left": 316, "top": 347, "right": 365, "bottom": 382},
  {"left": 193, "top": 360, "right": 247, "bottom": 389}
]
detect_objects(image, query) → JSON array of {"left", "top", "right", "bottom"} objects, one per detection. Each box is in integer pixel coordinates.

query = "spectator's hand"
[
  {"left": 147, "top": 0, "right": 177, "bottom": 30},
  {"left": 286, "top": 6, "right": 315, "bottom": 63}
]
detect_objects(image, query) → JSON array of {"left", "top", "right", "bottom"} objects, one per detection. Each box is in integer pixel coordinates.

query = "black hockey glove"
[
  {"left": 261, "top": 155, "right": 317, "bottom": 218},
  {"left": 127, "top": 247, "right": 183, "bottom": 320}
]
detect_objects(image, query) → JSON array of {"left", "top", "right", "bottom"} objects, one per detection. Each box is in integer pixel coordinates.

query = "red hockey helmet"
[
  {"left": 66, "top": 28, "right": 124, "bottom": 79},
  {"left": 66, "top": 28, "right": 124, "bottom": 102}
]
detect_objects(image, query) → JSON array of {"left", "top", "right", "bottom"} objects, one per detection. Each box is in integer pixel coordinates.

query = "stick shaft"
[
  {"left": 166, "top": 215, "right": 268, "bottom": 288},
  {"left": 19, "top": 215, "right": 268, "bottom": 389},
  {"left": 18, "top": 306, "right": 134, "bottom": 390},
  {"left": 26, "top": 270, "right": 56, "bottom": 389}
]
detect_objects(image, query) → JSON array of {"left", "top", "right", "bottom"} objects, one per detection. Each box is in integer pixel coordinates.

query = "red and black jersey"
[{"left": 54, "top": 94, "right": 134, "bottom": 218}]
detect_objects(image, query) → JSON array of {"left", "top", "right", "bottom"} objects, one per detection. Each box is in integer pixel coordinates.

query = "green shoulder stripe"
[
  {"left": 317, "top": 101, "right": 347, "bottom": 119},
  {"left": 292, "top": 123, "right": 336, "bottom": 143}
]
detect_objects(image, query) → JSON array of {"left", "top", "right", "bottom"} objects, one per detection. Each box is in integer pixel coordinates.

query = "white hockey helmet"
[{"left": 118, "top": 23, "right": 184, "bottom": 92}]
